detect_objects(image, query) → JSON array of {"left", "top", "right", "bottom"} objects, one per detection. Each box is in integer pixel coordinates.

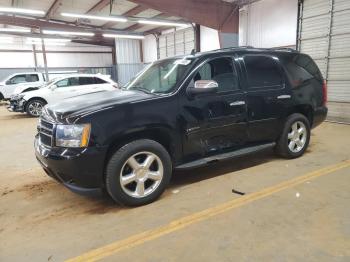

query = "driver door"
[{"left": 181, "top": 56, "right": 248, "bottom": 159}]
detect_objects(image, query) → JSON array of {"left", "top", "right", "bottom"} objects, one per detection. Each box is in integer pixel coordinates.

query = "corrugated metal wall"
[
  {"left": 299, "top": 0, "right": 350, "bottom": 122},
  {"left": 159, "top": 28, "right": 195, "bottom": 59},
  {"left": 115, "top": 38, "right": 145, "bottom": 86}
]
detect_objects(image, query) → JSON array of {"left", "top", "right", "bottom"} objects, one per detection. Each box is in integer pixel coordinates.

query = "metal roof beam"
[
  {"left": 102, "top": 4, "right": 148, "bottom": 29},
  {"left": 86, "top": 0, "right": 110, "bottom": 14},
  {"left": 45, "top": 0, "right": 64, "bottom": 19},
  {"left": 128, "top": 0, "right": 239, "bottom": 33}
]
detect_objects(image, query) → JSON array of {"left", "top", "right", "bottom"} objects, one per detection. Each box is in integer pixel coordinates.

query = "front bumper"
[
  {"left": 7, "top": 98, "right": 25, "bottom": 112},
  {"left": 34, "top": 135, "right": 108, "bottom": 196}
]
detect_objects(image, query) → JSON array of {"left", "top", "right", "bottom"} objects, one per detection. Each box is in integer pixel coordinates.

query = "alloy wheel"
[
  {"left": 120, "top": 151, "right": 164, "bottom": 198},
  {"left": 287, "top": 121, "right": 307, "bottom": 153},
  {"left": 28, "top": 102, "right": 43, "bottom": 116}
]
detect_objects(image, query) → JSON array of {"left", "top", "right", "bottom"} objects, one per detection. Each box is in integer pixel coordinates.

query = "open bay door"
[{"left": 299, "top": 0, "right": 350, "bottom": 122}]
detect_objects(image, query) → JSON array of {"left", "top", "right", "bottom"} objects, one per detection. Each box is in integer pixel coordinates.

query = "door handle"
[
  {"left": 230, "top": 101, "right": 245, "bottom": 106},
  {"left": 277, "top": 95, "right": 291, "bottom": 99}
]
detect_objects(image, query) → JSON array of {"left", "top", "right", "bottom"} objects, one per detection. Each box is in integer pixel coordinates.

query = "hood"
[
  {"left": 46, "top": 89, "right": 157, "bottom": 121},
  {"left": 13, "top": 84, "right": 39, "bottom": 95}
]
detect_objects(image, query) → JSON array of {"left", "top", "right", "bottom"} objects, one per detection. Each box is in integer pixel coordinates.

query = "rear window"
[
  {"left": 283, "top": 54, "right": 323, "bottom": 88},
  {"left": 243, "top": 55, "right": 283, "bottom": 89}
]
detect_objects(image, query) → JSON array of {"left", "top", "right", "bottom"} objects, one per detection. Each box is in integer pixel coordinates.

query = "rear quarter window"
[
  {"left": 283, "top": 54, "right": 323, "bottom": 88},
  {"left": 94, "top": 77, "right": 107, "bottom": 84}
]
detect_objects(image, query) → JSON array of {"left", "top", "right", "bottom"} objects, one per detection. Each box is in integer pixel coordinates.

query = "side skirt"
[{"left": 175, "top": 142, "right": 276, "bottom": 170}]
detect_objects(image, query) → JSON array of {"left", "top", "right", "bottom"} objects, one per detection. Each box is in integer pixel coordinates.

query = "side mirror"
[
  {"left": 5, "top": 80, "right": 12, "bottom": 85},
  {"left": 50, "top": 84, "right": 57, "bottom": 90},
  {"left": 187, "top": 80, "right": 218, "bottom": 96}
]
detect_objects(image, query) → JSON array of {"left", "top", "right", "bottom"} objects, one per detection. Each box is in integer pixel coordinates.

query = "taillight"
[{"left": 322, "top": 80, "right": 327, "bottom": 106}]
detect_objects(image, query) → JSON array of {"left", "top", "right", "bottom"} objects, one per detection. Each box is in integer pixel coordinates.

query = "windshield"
[
  {"left": 39, "top": 78, "right": 59, "bottom": 88},
  {"left": 125, "top": 58, "right": 193, "bottom": 94}
]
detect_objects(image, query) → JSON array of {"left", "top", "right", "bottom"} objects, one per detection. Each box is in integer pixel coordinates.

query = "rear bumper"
[
  {"left": 34, "top": 135, "right": 108, "bottom": 197},
  {"left": 313, "top": 106, "right": 328, "bottom": 128}
]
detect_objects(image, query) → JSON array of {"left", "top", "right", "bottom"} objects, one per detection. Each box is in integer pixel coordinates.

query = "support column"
[
  {"left": 40, "top": 29, "right": 49, "bottom": 81},
  {"left": 32, "top": 44, "right": 38, "bottom": 71}
]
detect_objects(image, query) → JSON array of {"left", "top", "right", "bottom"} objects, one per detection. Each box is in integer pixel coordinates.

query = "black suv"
[{"left": 35, "top": 47, "right": 327, "bottom": 206}]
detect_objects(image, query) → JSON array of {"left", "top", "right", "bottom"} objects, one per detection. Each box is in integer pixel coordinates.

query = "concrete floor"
[{"left": 0, "top": 104, "right": 349, "bottom": 262}]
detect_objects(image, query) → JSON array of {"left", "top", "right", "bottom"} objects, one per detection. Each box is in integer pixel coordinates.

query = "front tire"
[
  {"left": 25, "top": 99, "right": 46, "bottom": 117},
  {"left": 275, "top": 113, "right": 310, "bottom": 159},
  {"left": 106, "top": 139, "right": 172, "bottom": 206}
]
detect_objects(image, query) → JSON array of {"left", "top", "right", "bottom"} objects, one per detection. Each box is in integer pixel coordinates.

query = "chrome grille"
[{"left": 37, "top": 117, "right": 55, "bottom": 147}]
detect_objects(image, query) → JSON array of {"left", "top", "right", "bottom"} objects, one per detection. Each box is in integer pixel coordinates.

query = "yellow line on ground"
[{"left": 66, "top": 160, "right": 350, "bottom": 262}]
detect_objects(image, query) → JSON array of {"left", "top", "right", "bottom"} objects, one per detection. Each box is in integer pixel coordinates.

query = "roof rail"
[
  {"left": 210, "top": 46, "right": 255, "bottom": 52},
  {"left": 268, "top": 47, "right": 298, "bottom": 52}
]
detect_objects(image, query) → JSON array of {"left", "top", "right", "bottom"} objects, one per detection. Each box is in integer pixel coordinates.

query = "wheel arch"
[
  {"left": 25, "top": 97, "right": 48, "bottom": 107},
  {"left": 105, "top": 127, "right": 177, "bottom": 165}
]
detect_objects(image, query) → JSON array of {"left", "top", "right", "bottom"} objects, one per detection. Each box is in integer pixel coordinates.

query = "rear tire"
[
  {"left": 0, "top": 93, "right": 4, "bottom": 101},
  {"left": 25, "top": 99, "right": 46, "bottom": 117},
  {"left": 105, "top": 139, "right": 172, "bottom": 206},
  {"left": 275, "top": 113, "right": 310, "bottom": 159}
]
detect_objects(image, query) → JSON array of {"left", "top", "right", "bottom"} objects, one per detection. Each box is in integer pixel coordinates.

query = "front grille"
[{"left": 38, "top": 117, "right": 55, "bottom": 147}]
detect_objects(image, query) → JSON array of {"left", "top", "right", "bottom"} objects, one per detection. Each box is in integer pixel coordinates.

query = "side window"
[
  {"left": 25, "top": 74, "right": 39, "bottom": 82},
  {"left": 94, "top": 77, "right": 107, "bottom": 84},
  {"left": 79, "top": 77, "right": 94, "bottom": 85},
  {"left": 8, "top": 74, "right": 26, "bottom": 85},
  {"left": 193, "top": 57, "right": 239, "bottom": 92},
  {"left": 284, "top": 54, "right": 322, "bottom": 88},
  {"left": 244, "top": 55, "right": 283, "bottom": 89},
  {"left": 55, "top": 78, "right": 70, "bottom": 88},
  {"left": 69, "top": 77, "right": 79, "bottom": 86}
]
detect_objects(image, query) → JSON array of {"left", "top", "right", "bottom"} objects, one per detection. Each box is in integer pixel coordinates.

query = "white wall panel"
[
  {"left": 239, "top": 0, "right": 298, "bottom": 48},
  {"left": 200, "top": 26, "right": 220, "bottom": 52},
  {"left": 115, "top": 38, "right": 141, "bottom": 63},
  {"left": 0, "top": 52, "right": 35, "bottom": 68},
  {"left": 35, "top": 53, "right": 112, "bottom": 68},
  {"left": 115, "top": 38, "right": 143, "bottom": 85},
  {"left": 0, "top": 35, "right": 113, "bottom": 68},
  {"left": 142, "top": 35, "right": 157, "bottom": 63}
]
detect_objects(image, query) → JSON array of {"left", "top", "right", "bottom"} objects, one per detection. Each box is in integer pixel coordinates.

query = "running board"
[{"left": 175, "top": 142, "right": 276, "bottom": 170}]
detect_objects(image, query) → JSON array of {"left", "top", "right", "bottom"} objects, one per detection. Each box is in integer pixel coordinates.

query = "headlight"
[
  {"left": 55, "top": 124, "right": 91, "bottom": 148},
  {"left": 11, "top": 94, "right": 25, "bottom": 100}
]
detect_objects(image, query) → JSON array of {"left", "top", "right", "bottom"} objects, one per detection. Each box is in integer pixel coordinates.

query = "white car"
[
  {"left": 0, "top": 72, "right": 46, "bottom": 100},
  {"left": 8, "top": 74, "right": 118, "bottom": 117}
]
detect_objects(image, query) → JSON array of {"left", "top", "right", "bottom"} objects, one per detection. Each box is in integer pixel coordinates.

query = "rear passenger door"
[
  {"left": 75, "top": 77, "right": 97, "bottom": 96},
  {"left": 240, "top": 54, "right": 292, "bottom": 142}
]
